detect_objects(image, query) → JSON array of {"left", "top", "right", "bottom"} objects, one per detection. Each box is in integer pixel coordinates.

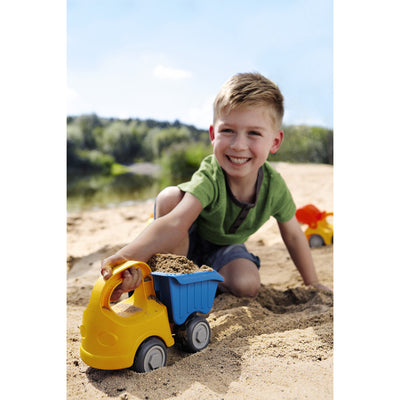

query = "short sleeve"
[
  {"left": 177, "top": 155, "right": 219, "bottom": 209},
  {"left": 270, "top": 171, "right": 297, "bottom": 223}
]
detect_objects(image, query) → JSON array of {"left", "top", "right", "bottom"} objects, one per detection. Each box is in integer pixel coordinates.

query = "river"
[{"left": 67, "top": 163, "right": 171, "bottom": 213}]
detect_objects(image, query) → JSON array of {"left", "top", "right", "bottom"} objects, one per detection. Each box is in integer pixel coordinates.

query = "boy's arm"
[
  {"left": 277, "top": 216, "right": 332, "bottom": 292},
  {"left": 101, "top": 192, "right": 203, "bottom": 299}
]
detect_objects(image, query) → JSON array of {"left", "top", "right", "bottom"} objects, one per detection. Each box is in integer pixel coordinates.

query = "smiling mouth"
[{"left": 226, "top": 155, "right": 251, "bottom": 165}]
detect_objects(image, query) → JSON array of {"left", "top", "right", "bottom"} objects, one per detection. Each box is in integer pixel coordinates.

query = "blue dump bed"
[{"left": 151, "top": 270, "right": 224, "bottom": 325}]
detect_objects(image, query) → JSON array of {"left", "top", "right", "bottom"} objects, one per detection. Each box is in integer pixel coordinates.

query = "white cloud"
[{"left": 153, "top": 65, "right": 192, "bottom": 80}]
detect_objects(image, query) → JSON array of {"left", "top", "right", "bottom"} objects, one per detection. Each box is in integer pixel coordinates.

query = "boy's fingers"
[
  {"left": 101, "top": 265, "right": 113, "bottom": 279},
  {"left": 101, "top": 259, "right": 143, "bottom": 301},
  {"left": 101, "top": 254, "right": 128, "bottom": 280},
  {"left": 119, "top": 268, "right": 142, "bottom": 292},
  {"left": 109, "top": 269, "right": 139, "bottom": 302},
  {"left": 311, "top": 282, "right": 332, "bottom": 292},
  {"left": 101, "top": 259, "right": 117, "bottom": 279},
  {"left": 131, "top": 267, "right": 143, "bottom": 288},
  {"left": 110, "top": 285, "right": 123, "bottom": 302}
]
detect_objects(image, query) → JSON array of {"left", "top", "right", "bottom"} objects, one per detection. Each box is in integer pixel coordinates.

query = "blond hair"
[{"left": 213, "top": 72, "right": 284, "bottom": 128}]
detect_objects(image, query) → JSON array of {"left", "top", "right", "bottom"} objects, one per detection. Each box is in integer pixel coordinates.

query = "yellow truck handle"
[{"left": 90, "top": 261, "right": 153, "bottom": 311}]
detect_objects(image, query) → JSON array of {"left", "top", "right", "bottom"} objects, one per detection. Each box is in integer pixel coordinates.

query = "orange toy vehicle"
[{"left": 295, "top": 204, "right": 333, "bottom": 248}]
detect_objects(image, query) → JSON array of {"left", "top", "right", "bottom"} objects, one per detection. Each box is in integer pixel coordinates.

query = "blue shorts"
[
  {"left": 186, "top": 224, "right": 260, "bottom": 272},
  {"left": 153, "top": 199, "right": 260, "bottom": 272}
]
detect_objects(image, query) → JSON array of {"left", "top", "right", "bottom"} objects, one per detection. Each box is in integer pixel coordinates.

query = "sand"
[
  {"left": 147, "top": 253, "right": 213, "bottom": 273},
  {"left": 67, "top": 162, "right": 333, "bottom": 400}
]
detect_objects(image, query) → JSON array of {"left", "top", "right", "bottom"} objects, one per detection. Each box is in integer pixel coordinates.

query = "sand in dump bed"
[
  {"left": 67, "top": 162, "right": 333, "bottom": 400},
  {"left": 148, "top": 253, "right": 212, "bottom": 273}
]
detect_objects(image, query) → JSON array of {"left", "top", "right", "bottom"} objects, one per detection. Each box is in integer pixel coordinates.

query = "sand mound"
[{"left": 148, "top": 253, "right": 212, "bottom": 273}]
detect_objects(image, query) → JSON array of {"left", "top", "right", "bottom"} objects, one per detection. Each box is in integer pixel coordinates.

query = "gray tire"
[
  {"left": 132, "top": 337, "right": 167, "bottom": 372},
  {"left": 309, "top": 234, "right": 324, "bottom": 248},
  {"left": 183, "top": 315, "right": 210, "bottom": 353}
]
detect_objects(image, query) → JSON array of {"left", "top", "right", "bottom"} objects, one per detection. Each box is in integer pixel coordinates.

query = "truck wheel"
[
  {"left": 309, "top": 234, "right": 324, "bottom": 248},
  {"left": 183, "top": 315, "right": 210, "bottom": 353},
  {"left": 132, "top": 337, "right": 167, "bottom": 373}
]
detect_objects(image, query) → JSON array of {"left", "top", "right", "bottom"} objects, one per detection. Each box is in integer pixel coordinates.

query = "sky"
[{"left": 67, "top": 0, "right": 333, "bottom": 129}]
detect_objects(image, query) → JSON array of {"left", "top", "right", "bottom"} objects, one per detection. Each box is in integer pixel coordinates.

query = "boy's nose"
[{"left": 231, "top": 134, "right": 247, "bottom": 150}]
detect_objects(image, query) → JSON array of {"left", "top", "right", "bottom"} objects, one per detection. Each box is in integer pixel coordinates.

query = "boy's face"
[{"left": 209, "top": 105, "right": 283, "bottom": 183}]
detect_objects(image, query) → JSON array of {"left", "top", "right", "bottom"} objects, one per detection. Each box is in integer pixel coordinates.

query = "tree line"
[{"left": 67, "top": 113, "right": 333, "bottom": 179}]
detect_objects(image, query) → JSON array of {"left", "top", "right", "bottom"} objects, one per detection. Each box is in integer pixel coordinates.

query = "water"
[{"left": 67, "top": 172, "right": 165, "bottom": 213}]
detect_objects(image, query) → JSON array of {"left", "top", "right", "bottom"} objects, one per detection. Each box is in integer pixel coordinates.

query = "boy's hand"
[
  {"left": 101, "top": 253, "right": 128, "bottom": 279},
  {"left": 101, "top": 254, "right": 143, "bottom": 302},
  {"left": 309, "top": 281, "right": 332, "bottom": 293}
]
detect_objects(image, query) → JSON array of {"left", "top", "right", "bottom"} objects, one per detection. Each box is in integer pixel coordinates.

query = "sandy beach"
[{"left": 67, "top": 162, "right": 333, "bottom": 399}]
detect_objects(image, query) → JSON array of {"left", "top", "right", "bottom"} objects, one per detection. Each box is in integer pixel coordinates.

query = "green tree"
[
  {"left": 160, "top": 142, "right": 212, "bottom": 183},
  {"left": 270, "top": 125, "right": 333, "bottom": 164},
  {"left": 95, "top": 120, "right": 144, "bottom": 163},
  {"left": 145, "top": 126, "right": 191, "bottom": 158},
  {"left": 73, "top": 113, "right": 102, "bottom": 149}
]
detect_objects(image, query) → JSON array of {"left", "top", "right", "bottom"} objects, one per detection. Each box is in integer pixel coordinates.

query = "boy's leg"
[
  {"left": 154, "top": 186, "right": 189, "bottom": 256},
  {"left": 218, "top": 258, "right": 261, "bottom": 298},
  {"left": 203, "top": 243, "right": 261, "bottom": 298}
]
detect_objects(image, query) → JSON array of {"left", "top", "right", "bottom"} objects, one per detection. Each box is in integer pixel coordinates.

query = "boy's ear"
[
  {"left": 209, "top": 125, "right": 215, "bottom": 143},
  {"left": 270, "top": 130, "right": 284, "bottom": 154}
]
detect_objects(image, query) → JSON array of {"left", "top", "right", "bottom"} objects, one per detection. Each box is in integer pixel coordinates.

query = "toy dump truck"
[
  {"left": 295, "top": 204, "right": 333, "bottom": 247},
  {"left": 80, "top": 261, "right": 223, "bottom": 372}
]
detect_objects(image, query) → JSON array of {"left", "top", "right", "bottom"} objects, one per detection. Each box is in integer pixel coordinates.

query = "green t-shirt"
[{"left": 178, "top": 155, "right": 296, "bottom": 245}]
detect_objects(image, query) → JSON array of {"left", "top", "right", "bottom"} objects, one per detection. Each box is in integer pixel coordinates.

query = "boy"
[{"left": 101, "top": 72, "right": 331, "bottom": 301}]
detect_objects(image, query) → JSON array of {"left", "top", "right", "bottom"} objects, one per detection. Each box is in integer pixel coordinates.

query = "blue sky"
[{"left": 67, "top": 0, "right": 333, "bottom": 129}]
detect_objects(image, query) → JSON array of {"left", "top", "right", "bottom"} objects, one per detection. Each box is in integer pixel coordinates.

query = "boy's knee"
[
  {"left": 219, "top": 259, "right": 261, "bottom": 298},
  {"left": 231, "top": 279, "right": 260, "bottom": 298},
  {"left": 155, "top": 186, "right": 184, "bottom": 217}
]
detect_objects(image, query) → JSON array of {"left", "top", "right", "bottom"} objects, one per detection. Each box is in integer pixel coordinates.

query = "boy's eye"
[
  {"left": 249, "top": 131, "right": 261, "bottom": 136},
  {"left": 221, "top": 128, "right": 233, "bottom": 133}
]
